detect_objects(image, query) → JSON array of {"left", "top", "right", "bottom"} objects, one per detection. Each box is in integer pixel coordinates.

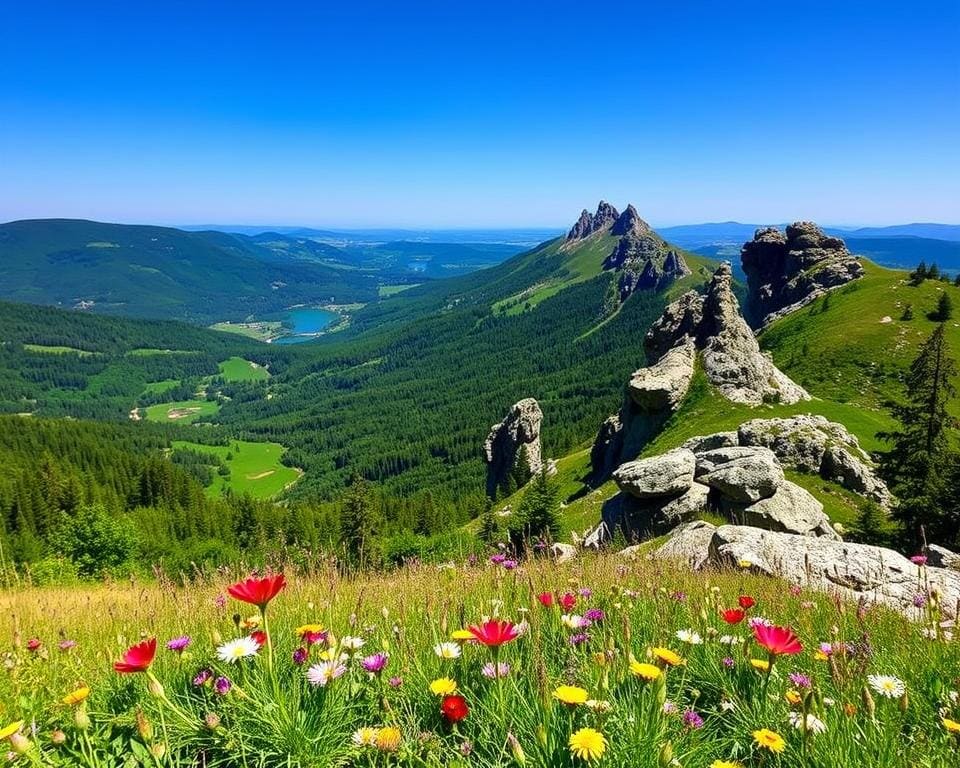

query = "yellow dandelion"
[
  {"left": 568, "top": 727, "right": 606, "bottom": 761},
  {"left": 375, "top": 726, "right": 401, "bottom": 752},
  {"left": 429, "top": 677, "right": 458, "bottom": 696},
  {"left": 451, "top": 629, "right": 475, "bottom": 642},
  {"left": 944, "top": 717, "right": 960, "bottom": 734},
  {"left": 295, "top": 623, "right": 324, "bottom": 637},
  {"left": 749, "top": 658, "right": 770, "bottom": 672},
  {"left": 710, "top": 761, "right": 743, "bottom": 768},
  {"left": 553, "top": 685, "right": 590, "bottom": 706},
  {"left": 752, "top": 728, "right": 786, "bottom": 753},
  {"left": 62, "top": 687, "right": 90, "bottom": 706},
  {"left": 629, "top": 661, "right": 662, "bottom": 682},
  {"left": 0, "top": 721, "right": 23, "bottom": 741},
  {"left": 651, "top": 647, "right": 684, "bottom": 667},
  {"left": 814, "top": 650, "right": 829, "bottom": 661},
  {"left": 785, "top": 689, "right": 802, "bottom": 706}
]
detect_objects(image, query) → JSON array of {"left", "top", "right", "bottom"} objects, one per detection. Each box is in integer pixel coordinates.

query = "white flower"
[
  {"left": 868, "top": 674, "right": 906, "bottom": 698},
  {"left": 216, "top": 636, "right": 260, "bottom": 663},
  {"left": 720, "top": 700, "right": 736, "bottom": 712},
  {"left": 718, "top": 635, "right": 744, "bottom": 645},
  {"left": 747, "top": 616, "right": 773, "bottom": 629},
  {"left": 433, "top": 642, "right": 461, "bottom": 659},
  {"left": 676, "top": 629, "right": 703, "bottom": 645},
  {"left": 585, "top": 699, "right": 612, "bottom": 712},
  {"left": 352, "top": 727, "right": 379, "bottom": 746},
  {"left": 306, "top": 660, "right": 347, "bottom": 686},
  {"left": 789, "top": 711, "right": 827, "bottom": 734},
  {"left": 341, "top": 636, "right": 365, "bottom": 651},
  {"left": 561, "top": 614, "right": 585, "bottom": 630}
]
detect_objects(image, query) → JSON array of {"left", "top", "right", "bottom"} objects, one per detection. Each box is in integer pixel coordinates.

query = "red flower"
[
  {"left": 537, "top": 592, "right": 554, "bottom": 608},
  {"left": 738, "top": 595, "right": 756, "bottom": 610},
  {"left": 753, "top": 624, "right": 803, "bottom": 656},
  {"left": 440, "top": 694, "right": 469, "bottom": 723},
  {"left": 26, "top": 638, "right": 42, "bottom": 652},
  {"left": 559, "top": 592, "right": 577, "bottom": 613},
  {"left": 720, "top": 608, "right": 746, "bottom": 624},
  {"left": 250, "top": 631, "right": 268, "bottom": 647},
  {"left": 466, "top": 619, "right": 520, "bottom": 647},
  {"left": 114, "top": 638, "right": 157, "bottom": 673},
  {"left": 227, "top": 573, "right": 286, "bottom": 610}
]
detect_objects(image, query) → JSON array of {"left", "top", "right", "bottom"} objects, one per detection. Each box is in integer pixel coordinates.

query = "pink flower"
[{"left": 753, "top": 624, "right": 803, "bottom": 656}]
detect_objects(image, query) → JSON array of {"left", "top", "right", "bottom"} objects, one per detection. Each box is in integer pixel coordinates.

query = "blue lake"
[{"left": 273, "top": 308, "right": 338, "bottom": 344}]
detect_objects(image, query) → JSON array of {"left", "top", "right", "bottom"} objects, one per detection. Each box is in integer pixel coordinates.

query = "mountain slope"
[{"left": 0, "top": 219, "right": 382, "bottom": 323}]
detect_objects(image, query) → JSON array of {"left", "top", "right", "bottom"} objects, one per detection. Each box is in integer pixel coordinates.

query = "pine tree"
[
  {"left": 508, "top": 467, "right": 561, "bottom": 553},
  {"left": 936, "top": 292, "right": 953, "bottom": 321},
  {"left": 340, "top": 474, "right": 378, "bottom": 564},
  {"left": 477, "top": 499, "right": 500, "bottom": 545},
  {"left": 910, "top": 261, "right": 928, "bottom": 286},
  {"left": 853, "top": 500, "right": 888, "bottom": 545},
  {"left": 879, "top": 324, "right": 958, "bottom": 545}
]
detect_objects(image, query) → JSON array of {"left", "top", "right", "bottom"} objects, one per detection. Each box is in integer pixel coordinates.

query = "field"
[
  {"left": 22, "top": 344, "right": 98, "bottom": 357},
  {"left": 210, "top": 320, "right": 283, "bottom": 343},
  {"left": 1, "top": 556, "right": 957, "bottom": 767},
  {"left": 142, "top": 379, "right": 181, "bottom": 395},
  {"left": 144, "top": 399, "right": 220, "bottom": 423},
  {"left": 379, "top": 283, "right": 422, "bottom": 297},
  {"left": 173, "top": 439, "right": 301, "bottom": 498},
  {"left": 217, "top": 356, "right": 270, "bottom": 382}
]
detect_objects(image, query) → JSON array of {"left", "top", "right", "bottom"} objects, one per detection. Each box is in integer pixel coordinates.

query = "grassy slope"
[
  {"left": 145, "top": 399, "right": 220, "bottom": 423},
  {"left": 173, "top": 438, "right": 300, "bottom": 498},
  {"left": 218, "top": 356, "right": 270, "bottom": 382}
]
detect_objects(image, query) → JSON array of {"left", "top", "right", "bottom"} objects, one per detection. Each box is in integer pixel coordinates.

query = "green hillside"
[{"left": 0, "top": 219, "right": 382, "bottom": 323}]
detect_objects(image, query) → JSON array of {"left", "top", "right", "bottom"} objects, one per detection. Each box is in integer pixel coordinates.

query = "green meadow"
[{"left": 173, "top": 438, "right": 300, "bottom": 498}]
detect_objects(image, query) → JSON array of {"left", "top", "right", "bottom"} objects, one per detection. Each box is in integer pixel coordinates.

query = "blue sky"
[{"left": 1, "top": 1, "right": 957, "bottom": 227}]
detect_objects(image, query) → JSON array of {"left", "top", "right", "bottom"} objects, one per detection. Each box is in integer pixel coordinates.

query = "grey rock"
[
  {"left": 681, "top": 431, "right": 739, "bottom": 453},
  {"left": 699, "top": 446, "right": 784, "bottom": 503},
  {"left": 599, "top": 482, "right": 710, "bottom": 543},
  {"left": 649, "top": 520, "right": 717, "bottom": 569},
  {"left": 821, "top": 446, "right": 893, "bottom": 507},
  {"left": 645, "top": 290, "right": 705, "bottom": 360},
  {"left": 927, "top": 544, "right": 960, "bottom": 570},
  {"left": 729, "top": 480, "right": 839, "bottom": 538},
  {"left": 550, "top": 543, "right": 577, "bottom": 564},
  {"left": 566, "top": 200, "right": 620, "bottom": 240},
  {"left": 695, "top": 445, "right": 776, "bottom": 476},
  {"left": 590, "top": 415, "right": 624, "bottom": 479},
  {"left": 627, "top": 337, "right": 696, "bottom": 412},
  {"left": 741, "top": 221, "right": 864, "bottom": 327},
  {"left": 613, "top": 448, "right": 696, "bottom": 498},
  {"left": 483, "top": 398, "right": 543, "bottom": 498}
]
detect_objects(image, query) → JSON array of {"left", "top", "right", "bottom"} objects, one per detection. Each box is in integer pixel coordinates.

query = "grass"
[
  {"left": 126, "top": 348, "right": 196, "bottom": 357},
  {"left": 0, "top": 556, "right": 957, "bottom": 767},
  {"left": 144, "top": 399, "right": 220, "bottom": 423},
  {"left": 209, "top": 320, "right": 282, "bottom": 342},
  {"left": 172, "top": 439, "right": 300, "bottom": 498},
  {"left": 142, "top": 379, "right": 181, "bottom": 395},
  {"left": 217, "top": 356, "right": 270, "bottom": 382},
  {"left": 378, "top": 284, "right": 421, "bottom": 297},
  {"left": 22, "top": 344, "right": 97, "bottom": 357}
]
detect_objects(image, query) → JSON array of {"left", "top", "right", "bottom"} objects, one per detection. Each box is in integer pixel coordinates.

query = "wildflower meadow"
[{"left": 1, "top": 555, "right": 958, "bottom": 767}]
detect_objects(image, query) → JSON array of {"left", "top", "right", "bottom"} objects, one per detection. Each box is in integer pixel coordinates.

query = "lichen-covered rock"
[
  {"left": 682, "top": 431, "right": 739, "bottom": 453},
  {"left": 483, "top": 398, "right": 543, "bottom": 498},
  {"left": 741, "top": 222, "right": 864, "bottom": 327},
  {"left": 613, "top": 448, "right": 696, "bottom": 498},
  {"left": 728, "top": 480, "right": 839, "bottom": 538},
  {"left": 627, "top": 337, "right": 696, "bottom": 412},
  {"left": 649, "top": 520, "right": 717, "bottom": 569},
  {"left": 599, "top": 482, "right": 710, "bottom": 543},
  {"left": 698, "top": 446, "right": 784, "bottom": 503}
]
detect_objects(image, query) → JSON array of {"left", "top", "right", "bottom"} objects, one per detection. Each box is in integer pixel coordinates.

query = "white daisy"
[
  {"left": 433, "top": 642, "right": 461, "bottom": 659},
  {"left": 561, "top": 614, "right": 585, "bottom": 630},
  {"left": 868, "top": 674, "right": 906, "bottom": 698},
  {"left": 215, "top": 636, "right": 260, "bottom": 663},
  {"left": 718, "top": 634, "right": 744, "bottom": 645},
  {"left": 789, "top": 711, "right": 827, "bottom": 734},
  {"left": 341, "top": 636, "right": 365, "bottom": 651},
  {"left": 676, "top": 629, "right": 703, "bottom": 645},
  {"left": 306, "top": 660, "right": 347, "bottom": 687}
]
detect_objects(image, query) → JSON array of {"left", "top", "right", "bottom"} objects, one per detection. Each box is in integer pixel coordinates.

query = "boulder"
[
  {"left": 649, "top": 520, "right": 717, "bottom": 569},
  {"left": 483, "top": 398, "right": 543, "bottom": 498},
  {"left": 821, "top": 446, "right": 893, "bottom": 506},
  {"left": 729, "top": 480, "right": 839, "bottom": 538},
  {"left": 927, "top": 544, "right": 960, "bottom": 570},
  {"left": 741, "top": 221, "right": 864, "bottom": 327},
  {"left": 599, "top": 482, "right": 710, "bottom": 543},
  {"left": 627, "top": 337, "right": 696, "bottom": 412},
  {"left": 550, "top": 543, "right": 577, "bottom": 564},
  {"left": 699, "top": 446, "right": 784, "bottom": 503},
  {"left": 613, "top": 449, "right": 696, "bottom": 498},
  {"left": 682, "top": 431, "right": 739, "bottom": 453}
]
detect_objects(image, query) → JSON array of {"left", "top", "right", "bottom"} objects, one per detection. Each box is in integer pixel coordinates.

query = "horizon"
[{"left": 1, "top": 1, "right": 958, "bottom": 227}]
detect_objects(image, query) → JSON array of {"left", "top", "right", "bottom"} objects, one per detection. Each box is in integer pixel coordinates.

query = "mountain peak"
[
  {"left": 566, "top": 200, "right": 621, "bottom": 241},
  {"left": 611, "top": 204, "right": 653, "bottom": 237}
]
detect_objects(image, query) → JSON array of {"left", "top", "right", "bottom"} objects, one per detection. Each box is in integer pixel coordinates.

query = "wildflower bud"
[
  {"left": 9, "top": 733, "right": 31, "bottom": 754},
  {"left": 536, "top": 724, "right": 548, "bottom": 747},
  {"left": 211, "top": 630, "right": 222, "bottom": 645},
  {"left": 656, "top": 676, "right": 667, "bottom": 705},
  {"left": 136, "top": 710, "right": 153, "bottom": 741},
  {"left": 51, "top": 729, "right": 67, "bottom": 746},
  {"left": 150, "top": 743, "right": 166, "bottom": 759},
  {"left": 899, "top": 691, "right": 909, "bottom": 712},
  {"left": 74, "top": 706, "right": 91, "bottom": 731},
  {"left": 147, "top": 677, "right": 165, "bottom": 699},
  {"left": 506, "top": 732, "right": 526, "bottom": 764},
  {"left": 861, "top": 686, "right": 876, "bottom": 719},
  {"left": 204, "top": 712, "right": 221, "bottom": 731},
  {"left": 658, "top": 741, "right": 674, "bottom": 767}
]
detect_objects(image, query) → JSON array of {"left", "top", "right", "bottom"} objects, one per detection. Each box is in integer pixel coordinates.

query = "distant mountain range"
[{"left": 657, "top": 221, "right": 960, "bottom": 248}]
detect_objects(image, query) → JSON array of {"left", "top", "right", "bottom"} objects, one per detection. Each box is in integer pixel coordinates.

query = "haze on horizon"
[{"left": 1, "top": 1, "right": 957, "bottom": 229}]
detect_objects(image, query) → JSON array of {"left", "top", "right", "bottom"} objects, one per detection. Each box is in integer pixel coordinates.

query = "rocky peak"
[
  {"left": 565, "top": 200, "right": 620, "bottom": 241},
  {"left": 483, "top": 398, "right": 544, "bottom": 499},
  {"left": 741, "top": 221, "right": 864, "bottom": 327},
  {"left": 611, "top": 204, "right": 653, "bottom": 237}
]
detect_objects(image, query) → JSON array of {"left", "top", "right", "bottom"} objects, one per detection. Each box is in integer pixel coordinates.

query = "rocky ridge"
[
  {"left": 741, "top": 221, "right": 864, "bottom": 327},
  {"left": 483, "top": 398, "right": 543, "bottom": 499}
]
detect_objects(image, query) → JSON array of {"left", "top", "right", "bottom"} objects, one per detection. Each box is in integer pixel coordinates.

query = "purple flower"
[
  {"left": 913, "top": 592, "right": 928, "bottom": 608},
  {"left": 789, "top": 672, "right": 811, "bottom": 689},
  {"left": 388, "top": 676, "right": 403, "bottom": 688},
  {"left": 214, "top": 676, "right": 232, "bottom": 695},
  {"left": 193, "top": 669, "right": 213, "bottom": 686},
  {"left": 490, "top": 553, "right": 506, "bottom": 565},
  {"left": 292, "top": 647, "right": 308, "bottom": 665},
  {"left": 166, "top": 635, "right": 191, "bottom": 653},
  {"left": 584, "top": 608, "right": 605, "bottom": 623},
  {"left": 819, "top": 642, "right": 834, "bottom": 656},
  {"left": 58, "top": 639, "right": 77, "bottom": 652},
  {"left": 481, "top": 662, "right": 511, "bottom": 679},
  {"left": 578, "top": 588, "right": 593, "bottom": 599},
  {"left": 671, "top": 591, "right": 687, "bottom": 602},
  {"left": 501, "top": 559, "right": 518, "bottom": 570},
  {"left": 360, "top": 652, "right": 389, "bottom": 674},
  {"left": 569, "top": 633, "right": 589, "bottom": 646},
  {"left": 722, "top": 657, "right": 735, "bottom": 668},
  {"left": 214, "top": 593, "right": 227, "bottom": 609},
  {"left": 682, "top": 709, "right": 704, "bottom": 729},
  {"left": 662, "top": 701, "right": 677, "bottom": 714},
  {"left": 910, "top": 554, "right": 928, "bottom": 566},
  {"left": 466, "top": 554, "right": 478, "bottom": 567}
]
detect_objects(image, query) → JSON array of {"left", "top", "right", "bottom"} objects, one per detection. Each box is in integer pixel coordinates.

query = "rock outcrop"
[
  {"left": 646, "top": 263, "right": 809, "bottom": 405},
  {"left": 613, "top": 448, "right": 696, "bottom": 498},
  {"left": 483, "top": 398, "right": 543, "bottom": 499},
  {"left": 627, "top": 337, "right": 696, "bottom": 412},
  {"left": 741, "top": 222, "right": 864, "bottom": 327},
  {"left": 649, "top": 522, "right": 960, "bottom": 621},
  {"left": 565, "top": 201, "right": 620, "bottom": 241}
]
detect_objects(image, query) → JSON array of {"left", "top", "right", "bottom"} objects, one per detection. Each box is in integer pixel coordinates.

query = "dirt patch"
[
  {"left": 246, "top": 470, "right": 276, "bottom": 480},
  {"left": 167, "top": 407, "right": 201, "bottom": 420}
]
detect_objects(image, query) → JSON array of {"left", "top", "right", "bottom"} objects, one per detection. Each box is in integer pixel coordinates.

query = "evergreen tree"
[
  {"left": 508, "top": 467, "right": 561, "bottom": 553},
  {"left": 340, "top": 474, "right": 378, "bottom": 564},
  {"left": 853, "top": 500, "right": 888, "bottom": 546},
  {"left": 477, "top": 499, "right": 500, "bottom": 545},
  {"left": 936, "top": 292, "right": 953, "bottom": 321},
  {"left": 879, "top": 324, "right": 959, "bottom": 546},
  {"left": 909, "top": 261, "right": 928, "bottom": 286},
  {"left": 901, "top": 304, "right": 914, "bottom": 321},
  {"left": 928, "top": 263, "right": 941, "bottom": 280}
]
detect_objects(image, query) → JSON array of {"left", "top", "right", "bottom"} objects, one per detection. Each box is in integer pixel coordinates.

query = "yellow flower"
[
  {"left": 710, "top": 761, "right": 743, "bottom": 768},
  {"left": 241, "top": 615, "right": 261, "bottom": 629},
  {"left": 62, "top": 687, "right": 90, "bottom": 706},
  {"left": 553, "top": 685, "right": 589, "bottom": 706},
  {"left": 295, "top": 623, "right": 324, "bottom": 637},
  {"left": 352, "top": 727, "right": 379, "bottom": 746},
  {"left": 429, "top": 677, "right": 458, "bottom": 696},
  {"left": 752, "top": 728, "right": 786, "bottom": 753},
  {"left": 629, "top": 661, "right": 662, "bottom": 682},
  {"left": 785, "top": 689, "right": 802, "bottom": 706},
  {"left": 0, "top": 721, "right": 23, "bottom": 741},
  {"left": 738, "top": 559, "right": 753, "bottom": 569},
  {"left": 568, "top": 727, "right": 606, "bottom": 761},
  {"left": 375, "top": 726, "right": 401, "bottom": 752},
  {"left": 451, "top": 629, "right": 475, "bottom": 642},
  {"left": 651, "top": 647, "right": 684, "bottom": 667},
  {"left": 750, "top": 658, "right": 770, "bottom": 672},
  {"left": 944, "top": 717, "right": 960, "bottom": 734},
  {"left": 814, "top": 650, "right": 829, "bottom": 661}
]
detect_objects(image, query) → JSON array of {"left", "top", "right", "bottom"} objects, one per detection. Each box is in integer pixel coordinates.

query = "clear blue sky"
[{"left": 1, "top": 1, "right": 957, "bottom": 228}]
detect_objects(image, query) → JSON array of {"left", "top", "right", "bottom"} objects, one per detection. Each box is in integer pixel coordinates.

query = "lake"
[{"left": 273, "top": 308, "right": 338, "bottom": 344}]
